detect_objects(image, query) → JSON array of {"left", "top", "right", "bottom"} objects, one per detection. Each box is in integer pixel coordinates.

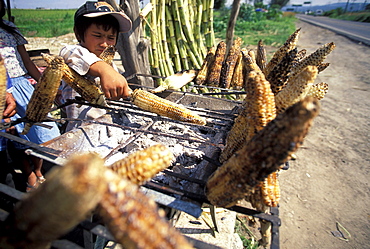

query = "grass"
[
  {"left": 214, "top": 9, "right": 297, "bottom": 48},
  {"left": 334, "top": 11, "right": 370, "bottom": 22},
  {"left": 6, "top": 9, "right": 75, "bottom": 37}
]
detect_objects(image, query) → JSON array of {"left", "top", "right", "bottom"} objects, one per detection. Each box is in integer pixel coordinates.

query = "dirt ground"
[
  {"left": 24, "top": 19, "right": 370, "bottom": 249},
  {"left": 278, "top": 20, "right": 370, "bottom": 249}
]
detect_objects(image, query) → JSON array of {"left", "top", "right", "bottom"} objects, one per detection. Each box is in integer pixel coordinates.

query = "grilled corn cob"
[
  {"left": 306, "top": 82, "right": 329, "bottom": 100},
  {"left": 22, "top": 55, "right": 64, "bottom": 135},
  {"left": 100, "top": 45, "right": 116, "bottom": 66},
  {"left": 219, "top": 37, "right": 242, "bottom": 89},
  {"left": 195, "top": 46, "right": 216, "bottom": 85},
  {"left": 266, "top": 48, "right": 297, "bottom": 95},
  {"left": 206, "top": 97, "right": 320, "bottom": 207},
  {"left": 131, "top": 89, "right": 206, "bottom": 125},
  {"left": 42, "top": 53, "right": 107, "bottom": 106},
  {"left": 275, "top": 65, "right": 318, "bottom": 114},
  {"left": 292, "top": 49, "right": 307, "bottom": 68},
  {"left": 230, "top": 50, "right": 244, "bottom": 90},
  {"left": 290, "top": 42, "right": 335, "bottom": 78},
  {"left": 0, "top": 153, "right": 107, "bottom": 248},
  {"left": 107, "top": 144, "right": 174, "bottom": 185},
  {"left": 263, "top": 28, "right": 301, "bottom": 76},
  {"left": 317, "top": 62, "right": 330, "bottom": 73},
  {"left": 0, "top": 57, "right": 6, "bottom": 121},
  {"left": 205, "top": 41, "right": 226, "bottom": 87},
  {"left": 241, "top": 50, "right": 262, "bottom": 77},
  {"left": 98, "top": 170, "right": 194, "bottom": 249},
  {"left": 256, "top": 40, "right": 267, "bottom": 72},
  {"left": 220, "top": 70, "right": 276, "bottom": 163}
]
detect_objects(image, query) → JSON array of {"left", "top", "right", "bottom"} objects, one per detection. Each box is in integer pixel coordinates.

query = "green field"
[
  {"left": 7, "top": 8, "right": 297, "bottom": 48},
  {"left": 6, "top": 9, "right": 76, "bottom": 37}
]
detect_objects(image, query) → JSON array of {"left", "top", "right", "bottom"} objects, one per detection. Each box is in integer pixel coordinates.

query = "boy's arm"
[
  {"left": 88, "top": 61, "right": 132, "bottom": 100},
  {"left": 18, "top": 45, "right": 42, "bottom": 81}
]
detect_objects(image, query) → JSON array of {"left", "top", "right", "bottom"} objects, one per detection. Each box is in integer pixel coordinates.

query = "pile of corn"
[{"left": 206, "top": 28, "right": 335, "bottom": 208}]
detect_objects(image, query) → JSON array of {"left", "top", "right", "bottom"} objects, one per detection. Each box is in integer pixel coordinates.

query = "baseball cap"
[{"left": 75, "top": 1, "right": 132, "bottom": 33}]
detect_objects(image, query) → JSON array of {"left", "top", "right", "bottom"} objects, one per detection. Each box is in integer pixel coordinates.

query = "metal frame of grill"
[{"left": 0, "top": 89, "right": 282, "bottom": 249}]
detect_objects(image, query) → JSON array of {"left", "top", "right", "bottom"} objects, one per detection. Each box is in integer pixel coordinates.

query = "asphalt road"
[{"left": 296, "top": 14, "right": 370, "bottom": 46}]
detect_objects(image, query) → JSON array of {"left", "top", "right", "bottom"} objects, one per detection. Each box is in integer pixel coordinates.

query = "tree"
[{"left": 269, "top": 0, "right": 290, "bottom": 8}]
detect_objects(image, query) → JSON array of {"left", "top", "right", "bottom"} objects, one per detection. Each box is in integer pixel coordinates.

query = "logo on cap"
[{"left": 94, "top": 2, "right": 115, "bottom": 12}]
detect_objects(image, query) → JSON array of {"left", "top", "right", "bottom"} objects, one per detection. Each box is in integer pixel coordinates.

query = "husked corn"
[
  {"left": 306, "top": 82, "right": 329, "bottom": 100},
  {"left": 256, "top": 39, "right": 267, "bottom": 71},
  {"left": 108, "top": 144, "right": 174, "bottom": 185},
  {"left": 206, "top": 41, "right": 226, "bottom": 87},
  {"left": 220, "top": 70, "right": 276, "bottom": 163},
  {"left": 219, "top": 37, "right": 242, "bottom": 89},
  {"left": 132, "top": 89, "right": 206, "bottom": 125},
  {"left": 291, "top": 42, "right": 335, "bottom": 78},
  {"left": 42, "top": 53, "right": 107, "bottom": 106},
  {"left": 266, "top": 48, "right": 297, "bottom": 95},
  {"left": 98, "top": 170, "right": 194, "bottom": 249},
  {"left": 230, "top": 50, "right": 244, "bottom": 90},
  {"left": 263, "top": 28, "right": 301, "bottom": 76},
  {"left": 317, "top": 62, "right": 330, "bottom": 73},
  {"left": 99, "top": 45, "right": 116, "bottom": 66},
  {"left": 195, "top": 46, "right": 216, "bottom": 85},
  {"left": 275, "top": 65, "right": 318, "bottom": 114},
  {"left": 22, "top": 55, "right": 64, "bottom": 135},
  {"left": 0, "top": 153, "right": 107, "bottom": 248},
  {"left": 206, "top": 97, "right": 320, "bottom": 207}
]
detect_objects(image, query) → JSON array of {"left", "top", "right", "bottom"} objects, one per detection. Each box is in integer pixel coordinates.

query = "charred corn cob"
[
  {"left": 131, "top": 89, "right": 206, "bottom": 125},
  {"left": 317, "top": 62, "right": 330, "bottom": 73},
  {"left": 98, "top": 170, "right": 194, "bottom": 249},
  {"left": 292, "top": 49, "right": 307, "bottom": 68},
  {"left": 219, "top": 37, "right": 242, "bottom": 89},
  {"left": 0, "top": 153, "right": 107, "bottom": 248},
  {"left": 256, "top": 40, "right": 267, "bottom": 72},
  {"left": 108, "top": 144, "right": 174, "bottom": 185},
  {"left": 0, "top": 57, "right": 6, "bottom": 121},
  {"left": 263, "top": 28, "right": 301, "bottom": 76},
  {"left": 275, "top": 65, "right": 318, "bottom": 114},
  {"left": 306, "top": 82, "right": 329, "bottom": 100},
  {"left": 266, "top": 48, "right": 297, "bottom": 95},
  {"left": 291, "top": 42, "right": 335, "bottom": 78},
  {"left": 22, "top": 56, "right": 64, "bottom": 135},
  {"left": 241, "top": 50, "right": 262, "bottom": 77},
  {"left": 230, "top": 50, "right": 244, "bottom": 90},
  {"left": 99, "top": 45, "right": 116, "bottom": 66},
  {"left": 220, "top": 70, "right": 276, "bottom": 163},
  {"left": 195, "top": 46, "right": 216, "bottom": 85},
  {"left": 205, "top": 41, "right": 226, "bottom": 87},
  {"left": 42, "top": 53, "right": 107, "bottom": 107},
  {"left": 206, "top": 97, "right": 320, "bottom": 207}
]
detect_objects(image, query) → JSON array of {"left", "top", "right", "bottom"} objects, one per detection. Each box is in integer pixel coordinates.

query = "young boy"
[{"left": 59, "top": 1, "right": 132, "bottom": 131}]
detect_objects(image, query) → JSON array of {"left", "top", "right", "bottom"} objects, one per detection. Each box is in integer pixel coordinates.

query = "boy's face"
[{"left": 81, "top": 23, "right": 117, "bottom": 57}]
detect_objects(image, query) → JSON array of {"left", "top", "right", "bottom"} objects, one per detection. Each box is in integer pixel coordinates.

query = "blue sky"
[{"left": 11, "top": 0, "right": 358, "bottom": 9}]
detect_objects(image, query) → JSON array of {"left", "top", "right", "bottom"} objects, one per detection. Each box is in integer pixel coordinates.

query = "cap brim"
[{"left": 84, "top": 11, "right": 132, "bottom": 33}]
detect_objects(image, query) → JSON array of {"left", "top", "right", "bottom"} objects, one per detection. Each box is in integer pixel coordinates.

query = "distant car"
[{"left": 314, "top": 9, "right": 324, "bottom": 16}]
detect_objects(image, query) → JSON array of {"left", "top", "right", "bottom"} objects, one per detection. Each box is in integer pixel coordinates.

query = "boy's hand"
[
  {"left": 89, "top": 61, "right": 132, "bottom": 100},
  {"left": 3, "top": 92, "right": 16, "bottom": 118}
]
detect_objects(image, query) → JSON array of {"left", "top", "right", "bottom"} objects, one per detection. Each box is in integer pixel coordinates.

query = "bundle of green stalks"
[{"left": 142, "top": 0, "right": 215, "bottom": 85}]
